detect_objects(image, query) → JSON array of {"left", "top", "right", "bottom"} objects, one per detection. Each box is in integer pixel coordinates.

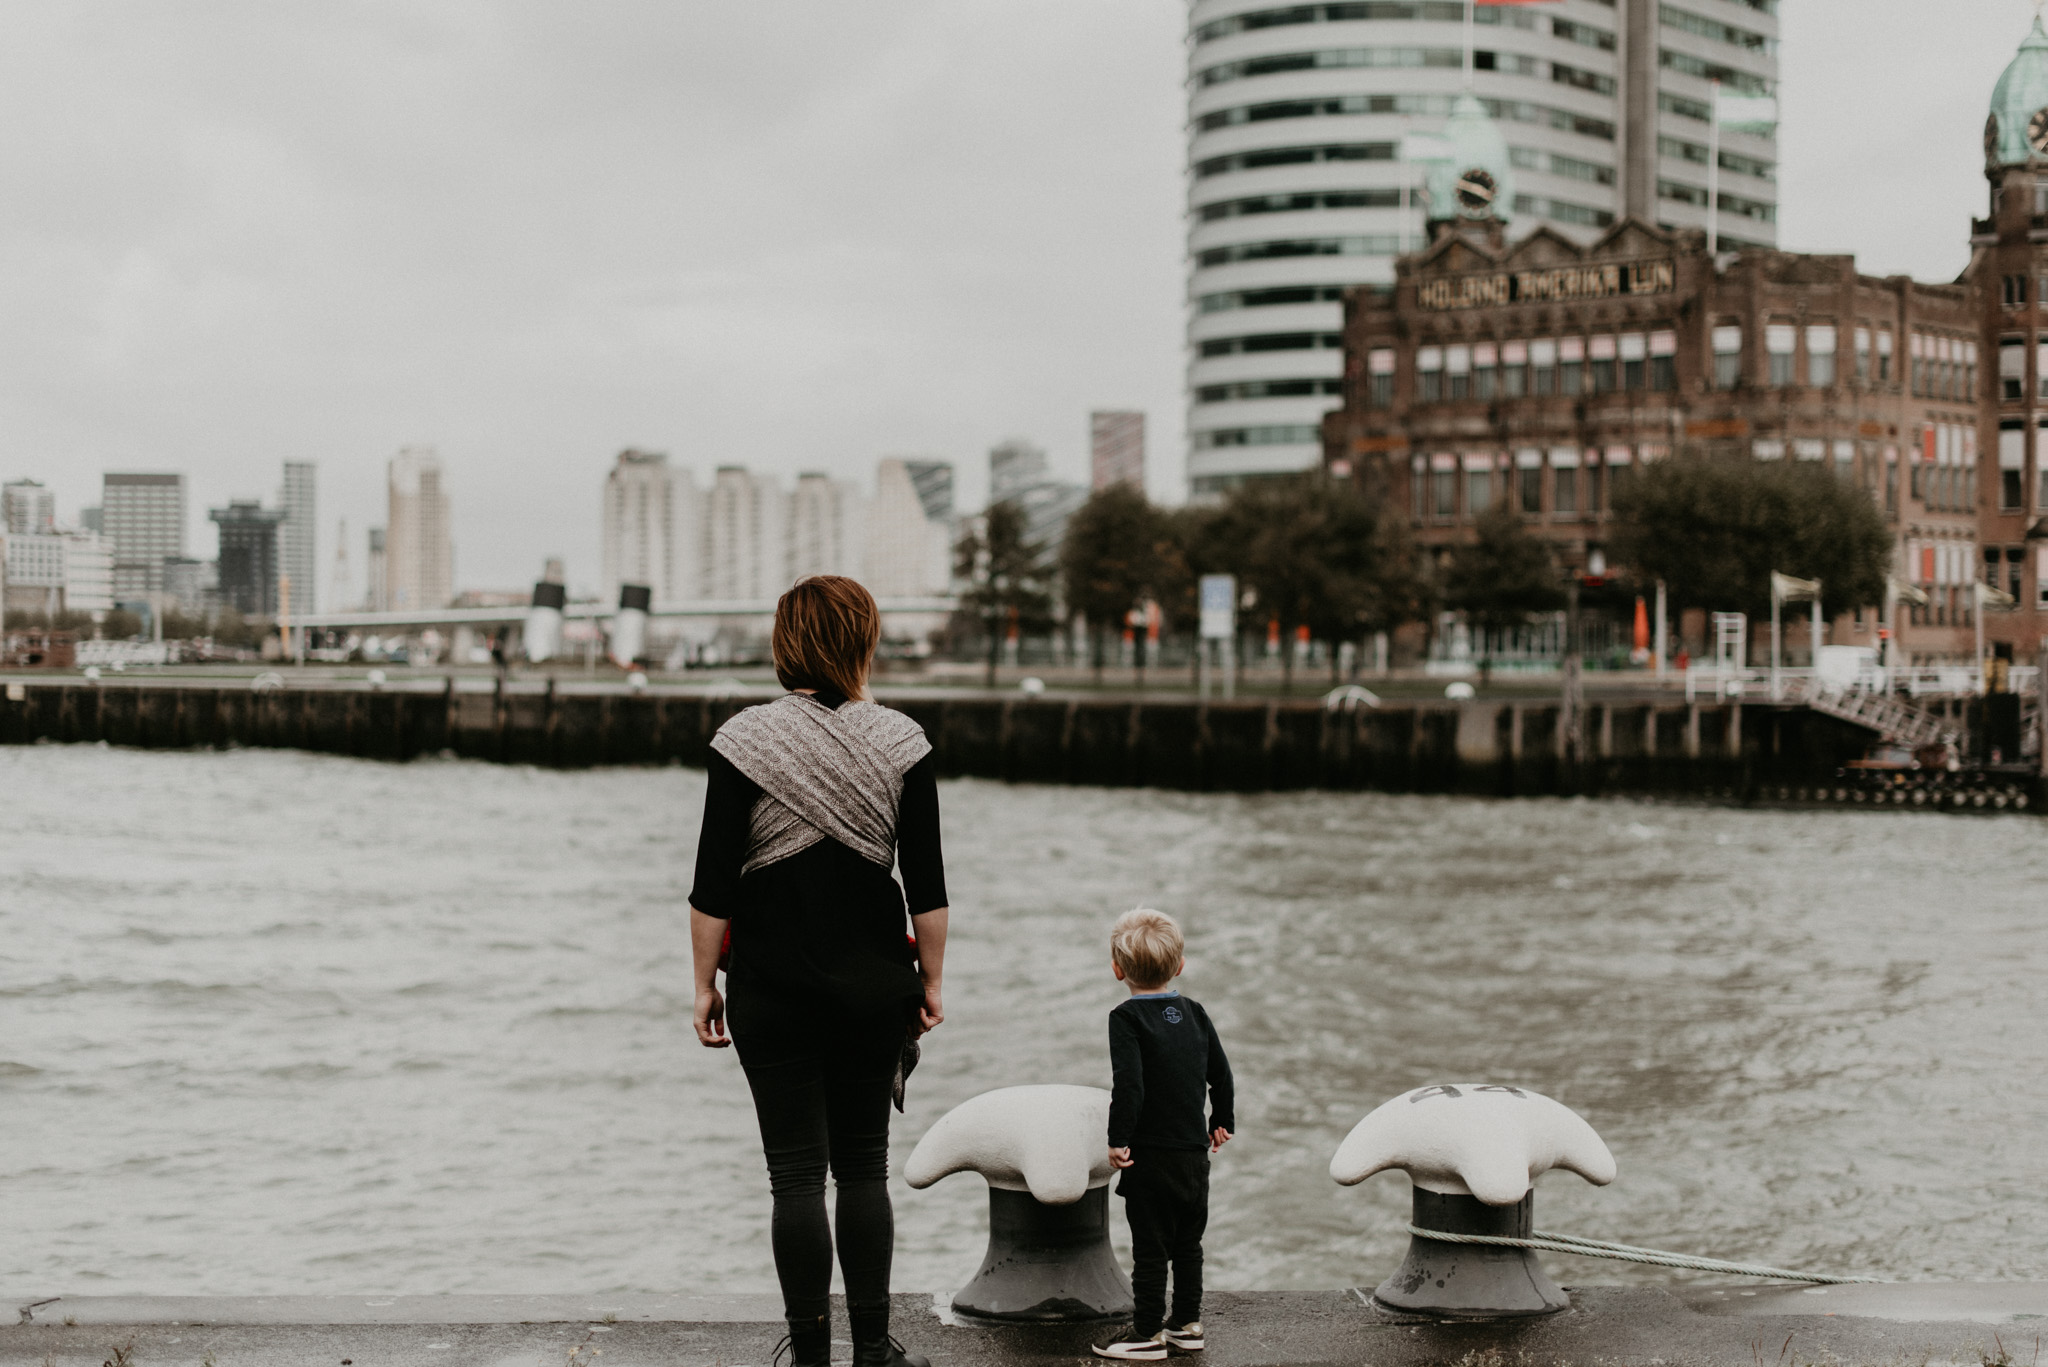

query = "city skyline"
[{"left": 0, "top": 3, "right": 2028, "bottom": 591}]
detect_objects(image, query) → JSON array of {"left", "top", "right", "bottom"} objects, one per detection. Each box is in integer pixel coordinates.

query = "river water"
[{"left": 2, "top": 744, "right": 2044, "bottom": 1297}]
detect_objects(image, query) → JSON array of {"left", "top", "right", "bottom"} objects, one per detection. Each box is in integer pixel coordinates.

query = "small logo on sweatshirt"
[{"left": 1162, "top": 1005, "right": 1182, "bottom": 1024}]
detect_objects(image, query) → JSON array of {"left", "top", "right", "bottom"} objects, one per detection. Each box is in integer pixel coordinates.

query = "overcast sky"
[{"left": 0, "top": 2, "right": 2034, "bottom": 596}]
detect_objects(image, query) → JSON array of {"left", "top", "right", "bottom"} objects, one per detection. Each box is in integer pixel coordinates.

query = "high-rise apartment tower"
[
  {"left": 601, "top": 449, "right": 699, "bottom": 609},
  {"left": 1090, "top": 411, "right": 1147, "bottom": 490},
  {"left": 386, "top": 447, "right": 452, "bottom": 610},
  {"left": 1184, "top": 0, "right": 1780, "bottom": 494},
  {"left": 277, "top": 461, "right": 317, "bottom": 614}
]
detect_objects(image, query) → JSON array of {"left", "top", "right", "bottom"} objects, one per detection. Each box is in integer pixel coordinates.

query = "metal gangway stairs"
[{"left": 1778, "top": 675, "right": 1952, "bottom": 747}]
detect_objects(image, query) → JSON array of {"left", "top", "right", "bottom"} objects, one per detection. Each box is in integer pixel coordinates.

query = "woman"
[{"left": 690, "top": 575, "right": 947, "bottom": 1367}]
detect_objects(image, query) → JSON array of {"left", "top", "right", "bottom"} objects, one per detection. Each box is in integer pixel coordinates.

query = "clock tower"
[{"left": 1423, "top": 94, "right": 1516, "bottom": 247}]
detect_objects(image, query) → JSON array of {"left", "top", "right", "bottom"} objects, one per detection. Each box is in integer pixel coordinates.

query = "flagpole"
[
  {"left": 1770, "top": 577, "right": 1781, "bottom": 701},
  {"left": 1811, "top": 589, "right": 1821, "bottom": 680},
  {"left": 1707, "top": 79, "right": 1720, "bottom": 256},
  {"left": 1464, "top": 0, "right": 1475, "bottom": 89}
]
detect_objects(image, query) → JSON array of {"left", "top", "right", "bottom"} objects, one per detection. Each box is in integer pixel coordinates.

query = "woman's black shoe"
[
  {"left": 852, "top": 1333, "right": 931, "bottom": 1367},
  {"left": 774, "top": 1314, "right": 832, "bottom": 1367},
  {"left": 849, "top": 1306, "right": 930, "bottom": 1367}
]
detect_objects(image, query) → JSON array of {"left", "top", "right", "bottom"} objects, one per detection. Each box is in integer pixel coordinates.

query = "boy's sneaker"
[
  {"left": 1160, "top": 1322, "right": 1204, "bottom": 1353},
  {"left": 1090, "top": 1326, "right": 1167, "bottom": 1361}
]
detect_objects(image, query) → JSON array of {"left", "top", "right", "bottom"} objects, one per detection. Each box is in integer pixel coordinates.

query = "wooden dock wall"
[{"left": 0, "top": 678, "right": 1895, "bottom": 798}]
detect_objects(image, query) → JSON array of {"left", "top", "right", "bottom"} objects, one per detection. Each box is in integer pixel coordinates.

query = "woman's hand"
[
  {"left": 689, "top": 906, "right": 732, "bottom": 1050},
  {"left": 909, "top": 906, "right": 948, "bottom": 1037},
  {"left": 1108, "top": 1146, "right": 1134, "bottom": 1170},
  {"left": 694, "top": 985, "right": 730, "bottom": 1048}
]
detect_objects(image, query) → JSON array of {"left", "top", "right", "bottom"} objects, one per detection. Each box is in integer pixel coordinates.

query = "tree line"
[{"left": 953, "top": 454, "right": 1894, "bottom": 688}]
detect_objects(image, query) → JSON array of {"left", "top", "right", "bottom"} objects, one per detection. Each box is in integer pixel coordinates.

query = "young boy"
[{"left": 1093, "top": 908, "right": 1234, "bottom": 1362}]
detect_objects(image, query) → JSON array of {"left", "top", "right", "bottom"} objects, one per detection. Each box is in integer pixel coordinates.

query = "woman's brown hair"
[{"left": 773, "top": 576, "right": 881, "bottom": 700}]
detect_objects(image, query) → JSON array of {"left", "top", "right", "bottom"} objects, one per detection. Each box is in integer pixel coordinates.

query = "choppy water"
[{"left": 2, "top": 743, "right": 2045, "bottom": 1297}]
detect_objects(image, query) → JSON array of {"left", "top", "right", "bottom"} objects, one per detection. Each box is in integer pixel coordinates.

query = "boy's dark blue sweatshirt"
[{"left": 1107, "top": 992, "right": 1235, "bottom": 1150}]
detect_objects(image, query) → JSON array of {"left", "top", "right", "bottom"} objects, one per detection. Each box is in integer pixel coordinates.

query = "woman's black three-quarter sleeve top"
[{"left": 689, "top": 690, "right": 947, "bottom": 1015}]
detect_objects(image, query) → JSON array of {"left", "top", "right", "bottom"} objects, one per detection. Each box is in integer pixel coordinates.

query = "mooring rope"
[{"left": 1405, "top": 1225, "right": 1885, "bottom": 1285}]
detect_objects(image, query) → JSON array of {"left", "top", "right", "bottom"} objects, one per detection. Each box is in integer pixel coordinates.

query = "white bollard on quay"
[
  {"left": 1330, "top": 1083, "right": 1616, "bottom": 1319},
  {"left": 906, "top": 1084, "right": 1133, "bottom": 1323}
]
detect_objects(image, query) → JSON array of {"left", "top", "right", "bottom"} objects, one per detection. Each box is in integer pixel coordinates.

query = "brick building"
[{"left": 1319, "top": 23, "right": 2048, "bottom": 667}]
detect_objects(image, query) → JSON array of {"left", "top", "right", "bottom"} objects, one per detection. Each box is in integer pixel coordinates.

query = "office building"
[
  {"left": 863, "top": 459, "right": 954, "bottom": 598},
  {"left": 601, "top": 449, "right": 699, "bottom": 609},
  {"left": 278, "top": 461, "right": 317, "bottom": 614},
  {"left": 386, "top": 447, "right": 452, "bottom": 610},
  {"left": 79, "top": 506, "right": 101, "bottom": 534},
  {"left": 2, "top": 479, "right": 54, "bottom": 535},
  {"left": 1186, "top": 0, "right": 1780, "bottom": 494},
  {"left": 905, "top": 460, "right": 956, "bottom": 523},
  {"left": 703, "top": 466, "right": 786, "bottom": 601},
  {"left": 365, "top": 527, "right": 388, "bottom": 611},
  {"left": 102, "top": 472, "right": 186, "bottom": 600},
  {"left": 2, "top": 534, "right": 66, "bottom": 616},
  {"left": 210, "top": 500, "right": 287, "bottom": 617},
  {"left": 1089, "top": 411, "right": 1147, "bottom": 490}
]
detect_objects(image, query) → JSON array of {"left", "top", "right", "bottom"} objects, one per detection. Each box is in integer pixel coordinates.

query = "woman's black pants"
[{"left": 729, "top": 987, "right": 902, "bottom": 1324}]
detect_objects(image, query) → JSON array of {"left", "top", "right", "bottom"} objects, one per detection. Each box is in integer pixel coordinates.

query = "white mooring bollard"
[
  {"left": 1330, "top": 1083, "right": 1616, "bottom": 1319},
  {"left": 906, "top": 1084, "right": 1133, "bottom": 1323}
]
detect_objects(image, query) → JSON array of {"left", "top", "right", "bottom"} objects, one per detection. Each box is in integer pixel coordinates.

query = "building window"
[
  {"left": 1559, "top": 337, "right": 1585, "bottom": 395},
  {"left": 1806, "top": 325, "right": 1836, "bottom": 386},
  {"left": 2039, "top": 421, "right": 2048, "bottom": 510},
  {"left": 1517, "top": 452, "right": 1542, "bottom": 513},
  {"left": 1500, "top": 340, "right": 1527, "bottom": 396},
  {"left": 1884, "top": 447, "right": 1898, "bottom": 512},
  {"left": 1466, "top": 463, "right": 1493, "bottom": 516},
  {"left": 1877, "top": 329, "right": 1893, "bottom": 382},
  {"left": 1417, "top": 345, "right": 1443, "bottom": 401},
  {"left": 1473, "top": 343, "right": 1497, "bottom": 400},
  {"left": 1712, "top": 324, "right": 1742, "bottom": 388},
  {"left": 1552, "top": 450, "right": 1579, "bottom": 516},
  {"left": 1765, "top": 324, "right": 1795, "bottom": 387},
  {"left": 2009, "top": 545, "right": 2027, "bottom": 601},
  {"left": 1432, "top": 461, "right": 1457, "bottom": 518},
  {"left": 1588, "top": 335, "right": 1617, "bottom": 393},
  {"left": 1530, "top": 338, "right": 1557, "bottom": 395},
  {"left": 1618, "top": 332, "right": 1646, "bottom": 389},
  {"left": 1412, "top": 457, "right": 1428, "bottom": 521},
  {"left": 1586, "top": 457, "right": 1605, "bottom": 514},
  {"left": 1367, "top": 349, "right": 1395, "bottom": 407},
  {"left": 1649, "top": 330, "right": 1676, "bottom": 390},
  {"left": 2005, "top": 274, "right": 2030, "bottom": 307},
  {"left": 1447, "top": 344, "right": 1471, "bottom": 400},
  {"left": 2003, "top": 339, "right": 2027, "bottom": 401}
]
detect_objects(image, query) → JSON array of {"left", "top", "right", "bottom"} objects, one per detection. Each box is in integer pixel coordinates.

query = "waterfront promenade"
[{"left": 8, "top": 1287, "right": 2045, "bottom": 1366}]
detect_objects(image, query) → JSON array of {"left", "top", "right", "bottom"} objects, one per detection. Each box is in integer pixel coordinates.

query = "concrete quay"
[
  {"left": 0, "top": 673, "right": 1955, "bottom": 800},
  {"left": 7, "top": 1286, "right": 2045, "bottom": 1367}
]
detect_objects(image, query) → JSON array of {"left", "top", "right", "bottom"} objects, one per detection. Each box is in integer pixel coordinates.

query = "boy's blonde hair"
[{"left": 1111, "top": 907, "right": 1184, "bottom": 988}]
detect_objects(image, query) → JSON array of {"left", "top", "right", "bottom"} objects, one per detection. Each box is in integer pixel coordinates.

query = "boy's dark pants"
[{"left": 1119, "top": 1147, "right": 1210, "bottom": 1336}]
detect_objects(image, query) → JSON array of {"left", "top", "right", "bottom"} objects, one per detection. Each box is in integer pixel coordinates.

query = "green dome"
[
  {"left": 1988, "top": 18, "right": 2048, "bottom": 168},
  {"left": 1424, "top": 94, "right": 1515, "bottom": 224}
]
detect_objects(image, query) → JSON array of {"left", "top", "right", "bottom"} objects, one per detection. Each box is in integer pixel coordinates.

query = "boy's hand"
[
  {"left": 1210, "top": 1127, "right": 1231, "bottom": 1153},
  {"left": 1108, "top": 1146, "right": 1133, "bottom": 1169}
]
